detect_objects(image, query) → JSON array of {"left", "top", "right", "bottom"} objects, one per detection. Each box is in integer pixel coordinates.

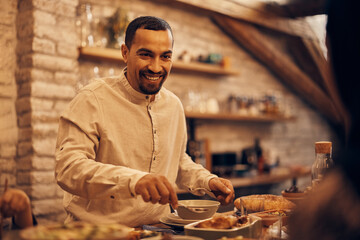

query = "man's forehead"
[{"left": 132, "top": 28, "right": 173, "bottom": 47}]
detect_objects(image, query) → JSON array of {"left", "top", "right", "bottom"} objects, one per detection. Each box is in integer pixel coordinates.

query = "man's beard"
[
  {"left": 139, "top": 83, "right": 163, "bottom": 95},
  {"left": 138, "top": 70, "right": 167, "bottom": 95}
]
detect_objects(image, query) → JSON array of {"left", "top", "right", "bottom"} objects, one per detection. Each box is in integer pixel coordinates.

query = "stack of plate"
[{"left": 160, "top": 213, "right": 209, "bottom": 228}]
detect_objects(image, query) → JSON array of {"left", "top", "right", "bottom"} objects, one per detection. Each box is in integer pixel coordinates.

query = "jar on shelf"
[
  {"left": 228, "top": 94, "right": 237, "bottom": 114},
  {"left": 311, "top": 141, "right": 334, "bottom": 188}
]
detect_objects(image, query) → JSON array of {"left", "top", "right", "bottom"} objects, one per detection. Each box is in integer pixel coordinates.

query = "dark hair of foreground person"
[{"left": 289, "top": 0, "right": 360, "bottom": 239}]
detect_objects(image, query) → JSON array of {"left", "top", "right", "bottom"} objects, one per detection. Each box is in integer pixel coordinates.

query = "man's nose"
[{"left": 148, "top": 58, "right": 162, "bottom": 73}]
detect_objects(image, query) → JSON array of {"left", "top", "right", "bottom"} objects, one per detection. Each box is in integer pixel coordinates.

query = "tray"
[{"left": 184, "top": 215, "right": 262, "bottom": 240}]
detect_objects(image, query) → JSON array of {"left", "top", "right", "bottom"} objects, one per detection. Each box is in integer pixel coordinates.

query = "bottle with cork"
[{"left": 311, "top": 141, "right": 334, "bottom": 188}]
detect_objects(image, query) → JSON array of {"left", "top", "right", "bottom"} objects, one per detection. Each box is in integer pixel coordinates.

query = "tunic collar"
[{"left": 119, "top": 67, "right": 161, "bottom": 104}]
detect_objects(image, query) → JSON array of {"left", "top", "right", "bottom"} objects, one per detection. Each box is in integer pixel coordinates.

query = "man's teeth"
[{"left": 144, "top": 75, "right": 160, "bottom": 81}]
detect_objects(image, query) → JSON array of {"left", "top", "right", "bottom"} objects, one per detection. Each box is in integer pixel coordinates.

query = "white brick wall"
[{"left": 0, "top": 0, "right": 18, "bottom": 198}]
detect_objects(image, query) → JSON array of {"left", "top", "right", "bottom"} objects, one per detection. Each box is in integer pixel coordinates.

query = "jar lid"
[{"left": 315, "top": 141, "right": 332, "bottom": 153}]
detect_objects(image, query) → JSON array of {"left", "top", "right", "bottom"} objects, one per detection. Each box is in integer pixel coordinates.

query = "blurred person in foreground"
[
  {"left": 55, "top": 16, "right": 234, "bottom": 227},
  {"left": 289, "top": 0, "right": 360, "bottom": 239},
  {"left": 0, "top": 188, "right": 36, "bottom": 229}
]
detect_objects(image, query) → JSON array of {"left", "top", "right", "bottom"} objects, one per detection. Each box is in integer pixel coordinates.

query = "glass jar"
[{"left": 311, "top": 141, "right": 334, "bottom": 188}]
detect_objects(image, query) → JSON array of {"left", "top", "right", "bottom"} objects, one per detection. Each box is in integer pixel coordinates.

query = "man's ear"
[{"left": 121, "top": 44, "right": 129, "bottom": 63}]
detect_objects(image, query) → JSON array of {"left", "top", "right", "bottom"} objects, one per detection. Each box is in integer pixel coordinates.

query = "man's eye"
[
  {"left": 163, "top": 55, "right": 172, "bottom": 60},
  {"left": 140, "top": 53, "right": 150, "bottom": 57}
]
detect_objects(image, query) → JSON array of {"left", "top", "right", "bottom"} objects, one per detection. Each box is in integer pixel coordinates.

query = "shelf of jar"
[
  {"left": 185, "top": 111, "right": 296, "bottom": 122},
  {"left": 79, "top": 46, "right": 240, "bottom": 76}
]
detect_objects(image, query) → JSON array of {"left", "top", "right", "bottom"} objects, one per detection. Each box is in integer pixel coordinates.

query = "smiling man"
[
  {"left": 122, "top": 26, "right": 173, "bottom": 98},
  {"left": 55, "top": 16, "right": 234, "bottom": 227}
]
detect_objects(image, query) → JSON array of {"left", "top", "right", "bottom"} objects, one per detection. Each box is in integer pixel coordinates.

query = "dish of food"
[
  {"left": 234, "top": 194, "right": 295, "bottom": 213},
  {"left": 194, "top": 215, "right": 248, "bottom": 229},
  {"left": 184, "top": 215, "right": 262, "bottom": 240},
  {"left": 127, "top": 229, "right": 160, "bottom": 239},
  {"left": 20, "top": 221, "right": 133, "bottom": 240},
  {"left": 251, "top": 209, "right": 291, "bottom": 227},
  {"left": 145, "top": 234, "right": 204, "bottom": 240}
]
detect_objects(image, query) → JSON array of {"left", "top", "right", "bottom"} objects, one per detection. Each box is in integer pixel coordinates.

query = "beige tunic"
[{"left": 55, "top": 69, "right": 216, "bottom": 227}]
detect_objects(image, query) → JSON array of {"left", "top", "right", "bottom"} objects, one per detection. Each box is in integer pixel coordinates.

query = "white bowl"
[{"left": 177, "top": 200, "right": 220, "bottom": 220}]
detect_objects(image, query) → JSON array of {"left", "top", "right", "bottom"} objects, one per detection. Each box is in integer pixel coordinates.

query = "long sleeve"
[
  {"left": 175, "top": 113, "right": 217, "bottom": 196},
  {"left": 55, "top": 90, "right": 147, "bottom": 200},
  {"left": 54, "top": 73, "right": 218, "bottom": 226}
]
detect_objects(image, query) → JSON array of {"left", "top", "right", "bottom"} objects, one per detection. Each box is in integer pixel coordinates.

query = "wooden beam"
[
  {"left": 286, "top": 37, "right": 326, "bottom": 91},
  {"left": 264, "top": 0, "right": 327, "bottom": 18},
  {"left": 300, "top": 37, "right": 350, "bottom": 129},
  {"left": 151, "top": 0, "right": 317, "bottom": 39},
  {"left": 212, "top": 15, "right": 342, "bottom": 124}
]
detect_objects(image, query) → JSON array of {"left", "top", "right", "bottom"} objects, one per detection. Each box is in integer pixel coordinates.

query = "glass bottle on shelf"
[
  {"left": 80, "top": 3, "right": 94, "bottom": 47},
  {"left": 254, "top": 138, "right": 265, "bottom": 175},
  {"left": 311, "top": 141, "right": 334, "bottom": 188}
]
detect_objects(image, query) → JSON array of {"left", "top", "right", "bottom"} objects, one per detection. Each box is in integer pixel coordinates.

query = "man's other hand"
[
  {"left": 135, "top": 174, "right": 178, "bottom": 209},
  {"left": 208, "top": 177, "right": 235, "bottom": 205}
]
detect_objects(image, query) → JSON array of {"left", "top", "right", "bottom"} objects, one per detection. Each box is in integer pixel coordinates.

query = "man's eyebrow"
[
  {"left": 136, "top": 48, "right": 153, "bottom": 54},
  {"left": 136, "top": 48, "right": 173, "bottom": 55},
  {"left": 163, "top": 50, "right": 173, "bottom": 55}
]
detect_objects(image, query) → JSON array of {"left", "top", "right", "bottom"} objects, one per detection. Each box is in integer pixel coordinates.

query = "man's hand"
[
  {"left": 208, "top": 177, "right": 235, "bottom": 205},
  {"left": 135, "top": 174, "right": 178, "bottom": 209},
  {"left": 0, "top": 188, "right": 33, "bottom": 228}
]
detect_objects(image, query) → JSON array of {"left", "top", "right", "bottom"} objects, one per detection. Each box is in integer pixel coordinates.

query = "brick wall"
[
  {"left": 17, "top": 0, "right": 79, "bottom": 224},
  {"left": 0, "top": 0, "right": 18, "bottom": 195},
  {"left": 0, "top": 0, "right": 79, "bottom": 224},
  {"left": 0, "top": 0, "right": 335, "bottom": 224}
]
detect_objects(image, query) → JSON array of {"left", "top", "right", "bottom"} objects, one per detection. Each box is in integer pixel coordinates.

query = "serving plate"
[
  {"left": 166, "top": 213, "right": 204, "bottom": 224},
  {"left": 160, "top": 212, "right": 211, "bottom": 228},
  {"left": 184, "top": 215, "right": 262, "bottom": 240},
  {"left": 159, "top": 216, "right": 189, "bottom": 228}
]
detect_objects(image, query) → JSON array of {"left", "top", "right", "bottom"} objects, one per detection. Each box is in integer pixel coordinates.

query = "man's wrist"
[{"left": 206, "top": 176, "right": 218, "bottom": 191}]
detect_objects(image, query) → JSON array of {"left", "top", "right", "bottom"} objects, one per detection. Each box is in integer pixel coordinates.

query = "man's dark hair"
[{"left": 125, "top": 16, "right": 173, "bottom": 49}]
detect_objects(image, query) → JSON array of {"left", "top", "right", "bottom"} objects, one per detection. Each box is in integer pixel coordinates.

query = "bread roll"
[{"left": 234, "top": 194, "right": 295, "bottom": 212}]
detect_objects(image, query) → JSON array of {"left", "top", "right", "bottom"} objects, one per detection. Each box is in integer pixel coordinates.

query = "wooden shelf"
[
  {"left": 185, "top": 111, "right": 296, "bottom": 122},
  {"left": 176, "top": 166, "right": 310, "bottom": 193},
  {"left": 172, "top": 61, "right": 239, "bottom": 76},
  {"left": 79, "top": 47, "right": 123, "bottom": 62},
  {"left": 79, "top": 46, "right": 239, "bottom": 76},
  {"left": 228, "top": 166, "right": 310, "bottom": 188}
]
